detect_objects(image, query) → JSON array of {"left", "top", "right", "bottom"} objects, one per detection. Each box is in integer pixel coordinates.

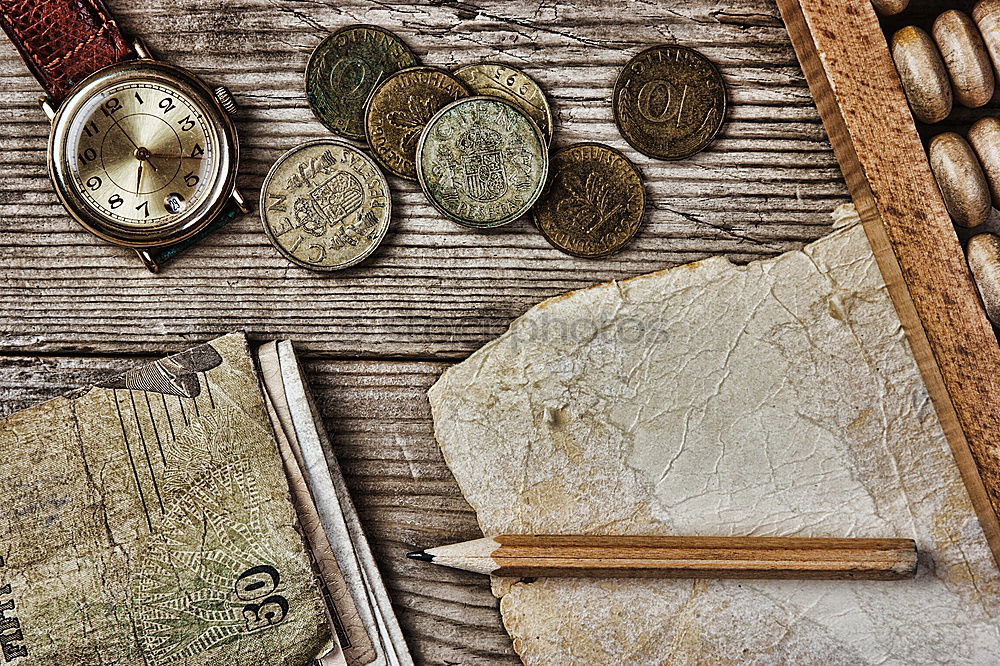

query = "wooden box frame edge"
[{"left": 776, "top": 0, "right": 1000, "bottom": 565}]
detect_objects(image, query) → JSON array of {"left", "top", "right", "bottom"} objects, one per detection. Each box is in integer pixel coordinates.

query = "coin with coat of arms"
[
  {"left": 306, "top": 25, "right": 419, "bottom": 141},
  {"left": 453, "top": 63, "right": 554, "bottom": 144},
  {"left": 416, "top": 96, "right": 548, "bottom": 229},
  {"left": 532, "top": 143, "right": 646, "bottom": 258},
  {"left": 365, "top": 66, "right": 471, "bottom": 181},
  {"left": 260, "top": 140, "right": 392, "bottom": 271},
  {"left": 613, "top": 45, "right": 726, "bottom": 161}
]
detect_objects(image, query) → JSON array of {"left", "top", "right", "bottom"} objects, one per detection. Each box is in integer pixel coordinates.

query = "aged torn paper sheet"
[{"left": 428, "top": 207, "right": 1000, "bottom": 664}]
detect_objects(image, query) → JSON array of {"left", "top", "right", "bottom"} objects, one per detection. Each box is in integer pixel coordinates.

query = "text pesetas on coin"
[
  {"left": 260, "top": 140, "right": 392, "bottom": 271},
  {"left": 416, "top": 96, "right": 549, "bottom": 229}
]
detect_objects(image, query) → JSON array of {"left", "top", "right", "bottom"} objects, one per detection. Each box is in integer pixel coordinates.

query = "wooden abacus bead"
[
  {"left": 973, "top": 0, "right": 1000, "bottom": 79},
  {"left": 928, "top": 132, "right": 992, "bottom": 227},
  {"left": 891, "top": 26, "right": 953, "bottom": 124},
  {"left": 966, "top": 233, "right": 1000, "bottom": 325},
  {"left": 967, "top": 117, "right": 1000, "bottom": 208},
  {"left": 872, "top": 0, "right": 908, "bottom": 16},
  {"left": 933, "top": 10, "right": 995, "bottom": 108}
]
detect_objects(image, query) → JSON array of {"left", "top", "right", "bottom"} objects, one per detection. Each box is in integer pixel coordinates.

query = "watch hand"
[
  {"left": 110, "top": 115, "right": 141, "bottom": 151},
  {"left": 136, "top": 163, "right": 144, "bottom": 193},
  {"left": 147, "top": 152, "right": 197, "bottom": 160}
]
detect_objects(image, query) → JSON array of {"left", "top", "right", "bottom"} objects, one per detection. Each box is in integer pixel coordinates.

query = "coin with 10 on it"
[
  {"left": 453, "top": 62, "right": 554, "bottom": 144},
  {"left": 365, "top": 66, "right": 471, "bottom": 181},
  {"left": 260, "top": 140, "right": 392, "bottom": 271},
  {"left": 417, "top": 96, "right": 549, "bottom": 229},
  {"left": 306, "top": 24, "right": 419, "bottom": 141},
  {"left": 614, "top": 45, "right": 726, "bottom": 161},
  {"left": 533, "top": 143, "right": 646, "bottom": 258}
]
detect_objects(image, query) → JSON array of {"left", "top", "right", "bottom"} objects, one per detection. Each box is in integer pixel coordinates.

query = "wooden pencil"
[{"left": 407, "top": 535, "right": 918, "bottom": 580}]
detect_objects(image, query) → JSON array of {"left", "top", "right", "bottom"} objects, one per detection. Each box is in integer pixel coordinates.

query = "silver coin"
[
  {"left": 416, "top": 96, "right": 549, "bottom": 229},
  {"left": 260, "top": 140, "right": 392, "bottom": 271}
]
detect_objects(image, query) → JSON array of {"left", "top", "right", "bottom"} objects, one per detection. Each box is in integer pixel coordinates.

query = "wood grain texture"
[
  {"left": 0, "top": 0, "right": 847, "bottom": 360},
  {"left": 0, "top": 353, "right": 519, "bottom": 665},
  {"left": 775, "top": 0, "right": 1000, "bottom": 565}
]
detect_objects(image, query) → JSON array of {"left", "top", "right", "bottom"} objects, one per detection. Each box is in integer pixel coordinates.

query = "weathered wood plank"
[
  {"left": 0, "top": 352, "right": 516, "bottom": 665},
  {"left": 0, "top": 0, "right": 848, "bottom": 360}
]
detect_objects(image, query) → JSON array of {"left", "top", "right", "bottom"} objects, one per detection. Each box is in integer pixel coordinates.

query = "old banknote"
[
  {"left": 258, "top": 341, "right": 413, "bottom": 666},
  {"left": 0, "top": 333, "right": 336, "bottom": 665}
]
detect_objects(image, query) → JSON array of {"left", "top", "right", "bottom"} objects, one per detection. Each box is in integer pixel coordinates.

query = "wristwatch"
[{"left": 0, "top": 0, "right": 250, "bottom": 272}]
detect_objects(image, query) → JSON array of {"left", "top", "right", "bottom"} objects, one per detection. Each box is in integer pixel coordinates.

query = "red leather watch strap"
[{"left": 0, "top": 0, "right": 135, "bottom": 104}]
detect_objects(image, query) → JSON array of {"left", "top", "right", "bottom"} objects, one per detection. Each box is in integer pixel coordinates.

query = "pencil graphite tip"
[{"left": 406, "top": 550, "right": 434, "bottom": 562}]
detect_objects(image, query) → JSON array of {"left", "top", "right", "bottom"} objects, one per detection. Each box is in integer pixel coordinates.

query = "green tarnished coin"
[
  {"left": 260, "top": 140, "right": 392, "bottom": 271},
  {"left": 453, "top": 62, "right": 554, "bottom": 144},
  {"left": 306, "top": 25, "right": 418, "bottom": 141},
  {"left": 416, "top": 96, "right": 549, "bottom": 229},
  {"left": 365, "top": 66, "right": 471, "bottom": 181},
  {"left": 532, "top": 142, "right": 646, "bottom": 258},
  {"left": 613, "top": 45, "right": 727, "bottom": 161}
]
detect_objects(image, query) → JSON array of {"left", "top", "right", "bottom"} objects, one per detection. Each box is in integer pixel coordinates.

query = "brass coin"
[
  {"left": 453, "top": 62, "right": 554, "bottom": 143},
  {"left": 416, "top": 96, "right": 548, "bottom": 229},
  {"left": 260, "top": 140, "right": 392, "bottom": 271},
  {"left": 532, "top": 142, "right": 645, "bottom": 258},
  {"left": 613, "top": 45, "right": 726, "bottom": 161},
  {"left": 305, "top": 24, "right": 418, "bottom": 141},
  {"left": 365, "top": 66, "right": 471, "bottom": 181}
]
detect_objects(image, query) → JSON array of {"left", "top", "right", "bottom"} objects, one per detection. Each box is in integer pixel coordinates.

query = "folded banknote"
[{"left": 0, "top": 333, "right": 411, "bottom": 666}]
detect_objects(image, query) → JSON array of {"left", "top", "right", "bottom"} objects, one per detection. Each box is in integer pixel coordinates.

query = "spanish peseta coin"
[
  {"left": 613, "top": 45, "right": 726, "bottom": 161},
  {"left": 365, "top": 66, "right": 471, "bottom": 181},
  {"left": 453, "top": 62, "right": 554, "bottom": 144},
  {"left": 260, "top": 139, "right": 392, "bottom": 271},
  {"left": 532, "top": 142, "right": 646, "bottom": 258},
  {"left": 306, "top": 24, "right": 419, "bottom": 141},
  {"left": 416, "top": 96, "right": 549, "bottom": 229}
]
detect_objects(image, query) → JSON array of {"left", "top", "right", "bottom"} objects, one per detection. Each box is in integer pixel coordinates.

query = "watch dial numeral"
[
  {"left": 71, "top": 83, "right": 216, "bottom": 225},
  {"left": 101, "top": 97, "right": 122, "bottom": 117}
]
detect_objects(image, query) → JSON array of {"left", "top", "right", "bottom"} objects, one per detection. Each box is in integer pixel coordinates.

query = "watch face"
[
  {"left": 49, "top": 61, "right": 238, "bottom": 247},
  {"left": 68, "top": 82, "right": 220, "bottom": 230}
]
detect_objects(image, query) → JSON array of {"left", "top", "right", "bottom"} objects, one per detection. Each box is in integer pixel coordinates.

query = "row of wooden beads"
[
  {"left": 932, "top": 122, "right": 1000, "bottom": 328},
  {"left": 935, "top": 135, "right": 1000, "bottom": 328},
  {"left": 890, "top": 2, "right": 1000, "bottom": 124},
  {"left": 871, "top": 1, "right": 1000, "bottom": 329},
  {"left": 928, "top": 120, "right": 1000, "bottom": 227}
]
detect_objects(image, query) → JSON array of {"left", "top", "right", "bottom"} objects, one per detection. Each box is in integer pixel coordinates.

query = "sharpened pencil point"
[{"left": 407, "top": 550, "right": 434, "bottom": 562}]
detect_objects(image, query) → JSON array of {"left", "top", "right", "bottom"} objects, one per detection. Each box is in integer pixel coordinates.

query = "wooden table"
[{"left": 0, "top": 1, "right": 845, "bottom": 663}]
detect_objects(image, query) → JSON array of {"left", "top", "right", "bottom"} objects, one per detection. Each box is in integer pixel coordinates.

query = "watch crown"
[{"left": 214, "top": 86, "right": 238, "bottom": 116}]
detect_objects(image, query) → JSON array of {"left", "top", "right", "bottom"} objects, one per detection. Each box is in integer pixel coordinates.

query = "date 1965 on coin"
[{"left": 260, "top": 140, "right": 391, "bottom": 271}]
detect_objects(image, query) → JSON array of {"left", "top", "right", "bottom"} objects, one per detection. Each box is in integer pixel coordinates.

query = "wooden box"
[{"left": 777, "top": 0, "right": 1000, "bottom": 564}]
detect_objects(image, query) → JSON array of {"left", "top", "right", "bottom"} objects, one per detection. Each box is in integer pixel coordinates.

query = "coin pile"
[{"left": 260, "top": 24, "right": 727, "bottom": 270}]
